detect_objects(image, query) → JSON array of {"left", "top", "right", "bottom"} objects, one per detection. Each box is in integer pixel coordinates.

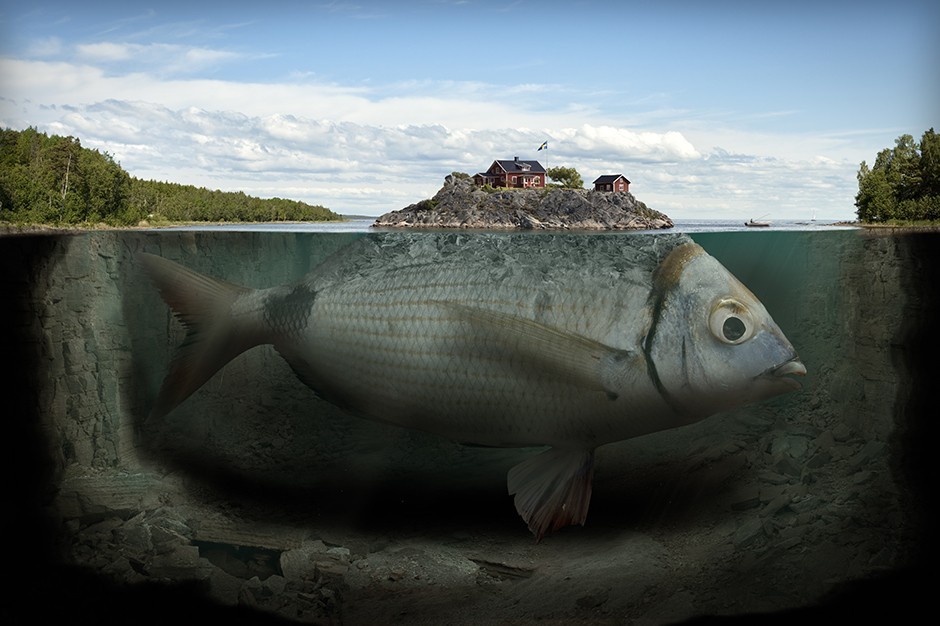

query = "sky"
[{"left": 1, "top": 1, "right": 937, "bottom": 220}]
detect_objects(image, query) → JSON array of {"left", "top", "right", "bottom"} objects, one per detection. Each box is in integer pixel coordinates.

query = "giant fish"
[{"left": 141, "top": 232, "right": 805, "bottom": 539}]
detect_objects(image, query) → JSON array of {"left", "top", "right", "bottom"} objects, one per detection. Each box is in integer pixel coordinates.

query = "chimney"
[{"left": 514, "top": 156, "right": 519, "bottom": 162}]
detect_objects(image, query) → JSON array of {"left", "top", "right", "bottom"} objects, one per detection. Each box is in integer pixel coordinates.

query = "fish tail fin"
[
  {"left": 140, "top": 253, "right": 258, "bottom": 420},
  {"left": 507, "top": 448, "right": 595, "bottom": 541}
]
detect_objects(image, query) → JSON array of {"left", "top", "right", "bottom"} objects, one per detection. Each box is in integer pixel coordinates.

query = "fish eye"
[{"left": 709, "top": 299, "right": 755, "bottom": 345}]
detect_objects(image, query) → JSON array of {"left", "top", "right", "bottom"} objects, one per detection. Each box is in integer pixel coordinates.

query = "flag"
[{"left": 538, "top": 141, "right": 548, "bottom": 151}]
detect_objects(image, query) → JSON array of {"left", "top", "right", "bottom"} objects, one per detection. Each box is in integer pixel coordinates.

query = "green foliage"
[
  {"left": 450, "top": 171, "right": 472, "bottom": 181},
  {"left": 0, "top": 126, "right": 341, "bottom": 226},
  {"left": 126, "top": 179, "right": 339, "bottom": 223},
  {"left": 856, "top": 129, "right": 940, "bottom": 222},
  {"left": 545, "top": 166, "right": 583, "bottom": 189}
]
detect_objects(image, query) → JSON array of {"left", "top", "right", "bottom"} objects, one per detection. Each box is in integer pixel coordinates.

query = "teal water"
[{"left": 6, "top": 226, "right": 933, "bottom": 622}]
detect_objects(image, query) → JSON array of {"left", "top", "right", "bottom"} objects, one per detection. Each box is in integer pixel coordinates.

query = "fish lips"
[{"left": 759, "top": 356, "right": 807, "bottom": 391}]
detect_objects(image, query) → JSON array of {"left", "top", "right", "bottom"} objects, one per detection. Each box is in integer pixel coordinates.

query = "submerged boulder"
[{"left": 374, "top": 175, "right": 673, "bottom": 230}]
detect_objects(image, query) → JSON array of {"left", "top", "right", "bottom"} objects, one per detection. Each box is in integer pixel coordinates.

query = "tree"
[
  {"left": 79, "top": 148, "right": 131, "bottom": 223},
  {"left": 855, "top": 163, "right": 896, "bottom": 222},
  {"left": 855, "top": 129, "right": 940, "bottom": 222},
  {"left": 919, "top": 128, "right": 940, "bottom": 197},
  {"left": 885, "top": 134, "right": 921, "bottom": 202},
  {"left": 546, "top": 166, "right": 583, "bottom": 189},
  {"left": 0, "top": 126, "right": 341, "bottom": 225}
]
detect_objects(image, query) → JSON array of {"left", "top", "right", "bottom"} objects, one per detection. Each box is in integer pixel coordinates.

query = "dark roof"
[
  {"left": 493, "top": 159, "right": 546, "bottom": 174},
  {"left": 593, "top": 174, "right": 630, "bottom": 185}
]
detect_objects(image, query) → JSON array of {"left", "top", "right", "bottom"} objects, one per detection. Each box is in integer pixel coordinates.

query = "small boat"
[{"left": 745, "top": 218, "right": 770, "bottom": 227}]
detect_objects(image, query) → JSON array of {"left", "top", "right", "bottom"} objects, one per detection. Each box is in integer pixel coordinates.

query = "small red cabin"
[{"left": 593, "top": 174, "right": 631, "bottom": 192}]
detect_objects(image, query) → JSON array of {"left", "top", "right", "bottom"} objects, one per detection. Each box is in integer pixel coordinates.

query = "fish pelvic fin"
[
  {"left": 140, "top": 253, "right": 256, "bottom": 420},
  {"left": 507, "top": 448, "right": 595, "bottom": 541}
]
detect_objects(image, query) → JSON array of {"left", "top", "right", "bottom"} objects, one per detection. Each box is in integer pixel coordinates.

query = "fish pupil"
[{"left": 723, "top": 316, "right": 746, "bottom": 341}]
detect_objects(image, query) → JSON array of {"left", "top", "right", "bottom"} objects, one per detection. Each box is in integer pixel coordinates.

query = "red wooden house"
[
  {"left": 593, "top": 174, "right": 631, "bottom": 192},
  {"left": 473, "top": 157, "right": 546, "bottom": 189}
]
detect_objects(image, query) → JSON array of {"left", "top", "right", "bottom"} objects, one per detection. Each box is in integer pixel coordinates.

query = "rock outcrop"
[{"left": 374, "top": 174, "right": 673, "bottom": 229}]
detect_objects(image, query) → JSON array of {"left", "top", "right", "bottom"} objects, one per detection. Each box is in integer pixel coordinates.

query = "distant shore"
[{"left": 0, "top": 218, "right": 356, "bottom": 235}]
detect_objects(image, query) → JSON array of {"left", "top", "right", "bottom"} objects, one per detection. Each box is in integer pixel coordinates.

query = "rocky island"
[{"left": 373, "top": 174, "right": 673, "bottom": 230}]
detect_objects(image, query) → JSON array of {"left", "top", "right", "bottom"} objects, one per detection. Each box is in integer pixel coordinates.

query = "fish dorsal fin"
[
  {"left": 439, "top": 303, "right": 633, "bottom": 398},
  {"left": 507, "top": 448, "right": 596, "bottom": 541}
]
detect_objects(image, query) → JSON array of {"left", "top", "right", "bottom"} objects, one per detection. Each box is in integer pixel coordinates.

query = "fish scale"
[
  {"left": 283, "top": 262, "right": 631, "bottom": 446},
  {"left": 140, "top": 231, "right": 804, "bottom": 539}
]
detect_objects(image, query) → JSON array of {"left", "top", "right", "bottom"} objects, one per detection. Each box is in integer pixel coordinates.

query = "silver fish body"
[{"left": 142, "top": 232, "right": 805, "bottom": 538}]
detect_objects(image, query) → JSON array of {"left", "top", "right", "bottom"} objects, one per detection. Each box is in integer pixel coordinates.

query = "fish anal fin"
[{"left": 507, "top": 448, "right": 596, "bottom": 541}]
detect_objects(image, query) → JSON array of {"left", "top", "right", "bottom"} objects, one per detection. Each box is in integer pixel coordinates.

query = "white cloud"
[
  {"left": 636, "top": 149, "right": 858, "bottom": 220},
  {"left": 74, "top": 42, "right": 242, "bottom": 74},
  {"left": 76, "top": 42, "right": 134, "bottom": 62},
  {"left": 551, "top": 125, "right": 701, "bottom": 162},
  {"left": 0, "top": 57, "right": 862, "bottom": 220},
  {"left": 26, "top": 37, "right": 64, "bottom": 58}
]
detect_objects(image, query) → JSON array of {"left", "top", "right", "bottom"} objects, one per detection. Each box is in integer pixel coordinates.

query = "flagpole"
[{"left": 537, "top": 140, "right": 548, "bottom": 186}]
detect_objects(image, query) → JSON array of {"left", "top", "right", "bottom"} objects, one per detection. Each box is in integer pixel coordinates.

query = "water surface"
[{"left": 156, "top": 217, "right": 858, "bottom": 234}]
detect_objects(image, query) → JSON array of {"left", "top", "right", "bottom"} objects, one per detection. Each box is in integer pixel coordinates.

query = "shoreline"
[
  {"left": 7, "top": 219, "right": 940, "bottom": 237},
  {"left": 850, "top": 222, "right": 940, "bottom": 233},
  {"left": 0, "top": 218, "right": 351, "bottom": 236}
]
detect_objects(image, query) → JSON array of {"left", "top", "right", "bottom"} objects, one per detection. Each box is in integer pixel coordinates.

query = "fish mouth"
[{"left": 760, "top": 356, "right": 807, "bottom": 390}]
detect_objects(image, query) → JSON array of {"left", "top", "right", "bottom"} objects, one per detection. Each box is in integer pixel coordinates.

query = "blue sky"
[{"left": 1, "top": 1, "right": 937, "bottom": 219}]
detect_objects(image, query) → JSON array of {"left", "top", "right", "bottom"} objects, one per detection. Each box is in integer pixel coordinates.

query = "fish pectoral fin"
[
  {"left": 439, "top": 303, "right": 632, "bottom": 396},
  {"left": 507, "top": 448, "right": 595, "bottom": 541}
]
